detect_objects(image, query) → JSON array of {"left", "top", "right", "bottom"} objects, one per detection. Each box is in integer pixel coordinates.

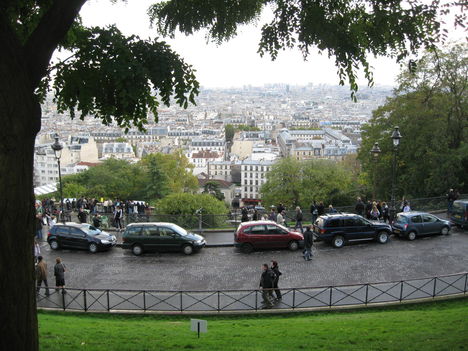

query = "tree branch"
[{"left": 24, "top": 0, "right": 88, "bottom": 89}]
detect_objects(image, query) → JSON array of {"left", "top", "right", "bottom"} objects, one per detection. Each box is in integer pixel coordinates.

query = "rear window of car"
[
  {"left": 125, "top": 226, "right": 142, "bottom": 236},
  {"left": 243, "top": 225, "right": 265, "bottom": 234},
  {"left": 452, "top": 202, "right": 466, "bottom": 214}
]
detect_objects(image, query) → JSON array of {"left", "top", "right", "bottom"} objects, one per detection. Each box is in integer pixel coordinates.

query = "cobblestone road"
[{"left": 37, "top": 227, "right": 468, "bottom": 291}]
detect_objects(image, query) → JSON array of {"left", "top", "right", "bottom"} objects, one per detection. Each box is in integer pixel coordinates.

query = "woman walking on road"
[
  {"left": 270, "top": 260, "right": 282, "bottom": 300},
  {"left": 54, "top": 257, "right": 67, "bottom": 293}
]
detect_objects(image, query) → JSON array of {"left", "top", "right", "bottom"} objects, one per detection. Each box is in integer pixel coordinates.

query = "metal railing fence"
[
  {"left": 36, "top": 272, "right": 467, "bottom": 313},
  {"left": 67, "top": 194, "right": 466, "bottom": 231}
]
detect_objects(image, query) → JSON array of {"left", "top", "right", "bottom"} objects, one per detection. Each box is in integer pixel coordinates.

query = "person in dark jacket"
[
  {"left": 277, "top": 203, "right": 285, "bottom": 215},
  {"left": 241, "top": 207, "right": 249, "bottom": 222},
  {"left": 294, "top": 206, "right": 303, "bottom": 233},
  {"left": 303, "top": 225, "right": 314, "bottom": 261},
  {"left": 365, "top": 201, "right": 372, "bottom": 219},
  {"left": 36, "top": 256, "right": 50, "bottom": 296},
  {"left": 54, "top": 257, "right": 66, "bottom": 293},
  {"left": 270, "top": 260, "right": 282, "bottom": 300},
  {"left": 92, "top": 214, "right": 102, "bottom": 228},
  {"left": 259, "top": 263, "right": 275, "bottom": 307},
  {"left": 310, "top": 201, "right": 318, "bottom": 224},
  {"left": 77, "top": 208, "right": 87, "bottom": 223},
  {"left": 355, "top": 197, "right": 365, "bottom": 216},
  {"left": 317, "top": 202, "right": 325, "bottom": 216}
]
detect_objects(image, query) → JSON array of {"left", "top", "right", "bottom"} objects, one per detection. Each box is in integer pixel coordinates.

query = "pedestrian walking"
[
  {"left": 370, "top": 204, "right": 380, "bottom": 220},
  {"left": 303, "top": 225, "right": 314, "bottom": 261},
  {"left": 77, "top": 208, "right": 87, "bottom": 223},
  {"left": 310, "top": 201, "right": 318, "bottom": 224},
  {"left": 403, "top": 201, "right": 411, "bottom": 212},
  {"left": 447, "top": 189, "right": 459, "bottom": 214},
  {"left": 294, "top": 206, "right": 303, "bottom": 233},
  {"left": 355, "top": 197, "right": 365, "bottom": 216},
  {"left": 317, "top": 202, "right": 325, "bottom": 216},
  {"left": 35, "top": 213, "right": 43, "bottom": 240},
  {"left": 268, "top": 208, "right": 277, "bottom": 222},
  {"left": 54, "top": 257, "right": 66, "bottom": 293},
  {"left": 36, "top": 256, "right": 50, "bottom": 296},
  {"left": 381, "top": 202, "right": 389, "bottom": 223},
  {"left": 276, "top": 210, "right": 285, "bottom": 226},
  {"left": 241, "top": 206, "right": 249, "bottom": 222},
  {"left": 114, "top": 206, "right": 124, "bottom": 230},
  {"left": 259, "top": 263, "right": 275, "bottom": 308},
  {"left": 270, "top": 260, "right": 282, "bottom": 300},
  {"left": 33, "top": 239, "right": 41, "bottom": 264}
]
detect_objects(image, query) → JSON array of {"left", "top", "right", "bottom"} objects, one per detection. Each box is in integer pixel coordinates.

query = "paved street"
[{"left": 37, "top": 226, "right": 468, "bottom": 292}]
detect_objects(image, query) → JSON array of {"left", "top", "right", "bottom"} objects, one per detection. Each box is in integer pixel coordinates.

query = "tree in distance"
[{"left": 0, "top": 1, "right": 463, "bottom": 350}]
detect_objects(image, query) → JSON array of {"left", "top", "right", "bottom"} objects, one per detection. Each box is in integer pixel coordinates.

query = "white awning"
[{"left": 34, "top": 183, "right": 57, "bottom": 196}]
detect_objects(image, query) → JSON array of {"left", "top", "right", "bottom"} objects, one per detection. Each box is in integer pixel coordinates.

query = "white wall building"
[{"left": 240, "top": 159, "right": 275, "bottom": 205}]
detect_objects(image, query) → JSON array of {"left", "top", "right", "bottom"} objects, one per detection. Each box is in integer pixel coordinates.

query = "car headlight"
[
  {"left": 196, "top": 239, "right": 204, "bottom": 244},
  {"left": 100, "top": 240, "right": 110, "bottom": 244}
]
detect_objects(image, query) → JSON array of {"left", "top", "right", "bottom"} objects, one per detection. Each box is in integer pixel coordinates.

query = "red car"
[{"left": 234, "top": 220, "right": 304, "bottom": 253}]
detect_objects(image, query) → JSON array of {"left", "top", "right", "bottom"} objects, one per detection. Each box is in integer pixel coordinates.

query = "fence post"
[
  {"left": 292, "top": 288, "right": 296, "bottom": 309},
  {"left": 399, "top": 281, "right": 404, "bottom": 302},
  {"left": 83, "top": 289, "right": 87, "bottom": 312},
  {"left": 62, "top": 289, "right": 66, "bottom": 311},
  {"left": 465, "top": 273, "right": 467, "bottom": 295},
  {"left": 365, "top": 284, "right": 369, "bottom": 305},
  {"left": 107, "top": 289, "right": 110, "bottom": 311},
  {"left": 180, "top": 292, "right": 183, "bottom": 312},
  {"left": 198, "top": 213, "right": 203, "bottom": 233},
  {"left": 329, "top": 287, "right": 333, "bottom": 307},
  {"left": 432, "top": 278, "right": 437, "bottom": 298},
  {"left": 143, "top": 291, "right": 146, "bottom": 312},
  {"left": 217, "top": 291, "right": 220, "bottom": 312},
  {"left": 255, "top": 290, "right": 258, "bottom": 311}
]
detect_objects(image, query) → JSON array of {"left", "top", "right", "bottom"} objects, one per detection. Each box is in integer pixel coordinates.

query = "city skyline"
[{"left": 79, "top": 0, "right": 459, "bottom": 89}]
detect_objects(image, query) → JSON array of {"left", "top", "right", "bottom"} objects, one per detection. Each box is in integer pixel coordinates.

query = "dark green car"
[{"left": 122, "top": 222, "right": 206, "bottom": 256}]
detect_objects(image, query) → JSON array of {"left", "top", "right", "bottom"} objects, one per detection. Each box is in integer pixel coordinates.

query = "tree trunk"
[{"left": 0, "top": 21, "right": 41, "bottom": 351}]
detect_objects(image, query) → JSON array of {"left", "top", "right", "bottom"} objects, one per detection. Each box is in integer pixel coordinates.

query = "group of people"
[
  {"left": 259, "top": 261, "right": 282, "bottom": 308},
  {"left": 34, "top": 250, "right": 67, "bottom": 296}
]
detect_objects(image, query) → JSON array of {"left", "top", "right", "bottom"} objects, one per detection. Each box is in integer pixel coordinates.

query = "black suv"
[
  {"left": 313, "top": 213, "right": 392, "bottom": 248},
  {"left": 47, "top": 223, "right": 117, "bottom": 253}
]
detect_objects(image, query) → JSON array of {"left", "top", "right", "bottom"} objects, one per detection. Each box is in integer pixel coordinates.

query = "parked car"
[
  {"left": 234, "top": 220, "right": 303, "bottom": 253},
  {"left": 392, "top": 212, "right": 451, "bottom": 240},
  {"left": 313, "top": 213, "right": 392, "bottom": 248},
  {"left": 47, "top": 223, "right": 117, "bottom": 253},
  {"left": 121, "top": 222, "right": 206, "bottom": 256},
  {"left": 450, "top": 199, "right": 468, "bottom": 229}
]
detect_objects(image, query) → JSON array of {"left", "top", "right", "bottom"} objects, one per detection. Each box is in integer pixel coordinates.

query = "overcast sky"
[{"left": 79, "top": 0, "right": 464, "bottom": 89}]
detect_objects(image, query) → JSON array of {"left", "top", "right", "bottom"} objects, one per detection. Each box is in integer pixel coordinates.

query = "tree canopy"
[
  {"left": 260, "top": 157, "right": 361, "bottom": 208},
  {"left": 359, "top": 44, "right": 468, "bottom": 198}
]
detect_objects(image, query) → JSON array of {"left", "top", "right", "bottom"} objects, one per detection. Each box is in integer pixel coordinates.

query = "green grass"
[{"left": 39, "top": 297, "right": 468, "bottom": 351}]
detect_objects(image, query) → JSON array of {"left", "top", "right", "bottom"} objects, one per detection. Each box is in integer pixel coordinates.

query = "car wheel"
[
  {"left": 182, "top": 244, "right": 194, "bottom": 255},
  {"left": 241, "top": 243, "right": 254, "bottom": 254},
  {"left": 288, "top": 241, "right": 299, "bottom": 251},
  {"left": 49, "top": 240, "right": 59, "bottom": 250},
  {"left": 440, "top": 226, "right": 450, "bottom": 235},
  {"left": 89, "top": 243, "right": 98, "bottom": 253},
  {"left": 332, "top": 235, "right": 345, "bottom": 248},
  {"left": 132, "top": 244, "right": 143, "bottom": 256},
  {"left": 377, "top": 231, "right": 389, "bottom": 244},
  {"left": 407, "top": 231, "right": 417, "bottom": 241}
]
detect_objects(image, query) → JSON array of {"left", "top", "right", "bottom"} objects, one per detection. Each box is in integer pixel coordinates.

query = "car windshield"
[
  {"left": 170, "top": 224, "right": 188, "bottom": 236},
  {"left": 81, "top": 225, "right": 102, "bottom": 235},
  {"left": 395, "top": 214, "right": 408, "bottom": 224}
]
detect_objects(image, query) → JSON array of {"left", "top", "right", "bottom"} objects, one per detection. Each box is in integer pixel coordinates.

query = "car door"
[
  {"left": 245, "top": 224, "right": 268, "bottom": 248},
  {"left": 342, "top": 217, "right": 360, "bottom": 240},
  {"left": 68, "top": 227, "right": 88, "bottom": 249},
  {"left": 55, "top": 226, "right": 70, "bottom": 247},
  {"left": 157, "top": 226, "right": 183, "bottom": 251},
  {"left": 140, "top": 225, "right": 159, "bottom": 251},
  {"left": 266, "top": 224, "right": 290, "bottom": 248},
  {"left": 422, "top": 214, "right": 439, "bottom": 234},
  {"left": 410, "top": 215, "right": 423, "bottom": 234}
]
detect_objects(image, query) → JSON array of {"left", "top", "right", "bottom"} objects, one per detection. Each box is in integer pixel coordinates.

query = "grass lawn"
[{"left": 39, "top": 297, "right": 468, "bottom": 351}]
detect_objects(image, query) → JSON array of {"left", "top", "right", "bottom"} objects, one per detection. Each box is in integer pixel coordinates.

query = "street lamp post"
[
  {"left": 370, "top": 142, "right": 381, "bottom": 201},
  {"left": 51, "top": 134, "right": 64, "bottom": 223},
  {"left": 389, "top": 127, "right": 402, "bottom": 223}
]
